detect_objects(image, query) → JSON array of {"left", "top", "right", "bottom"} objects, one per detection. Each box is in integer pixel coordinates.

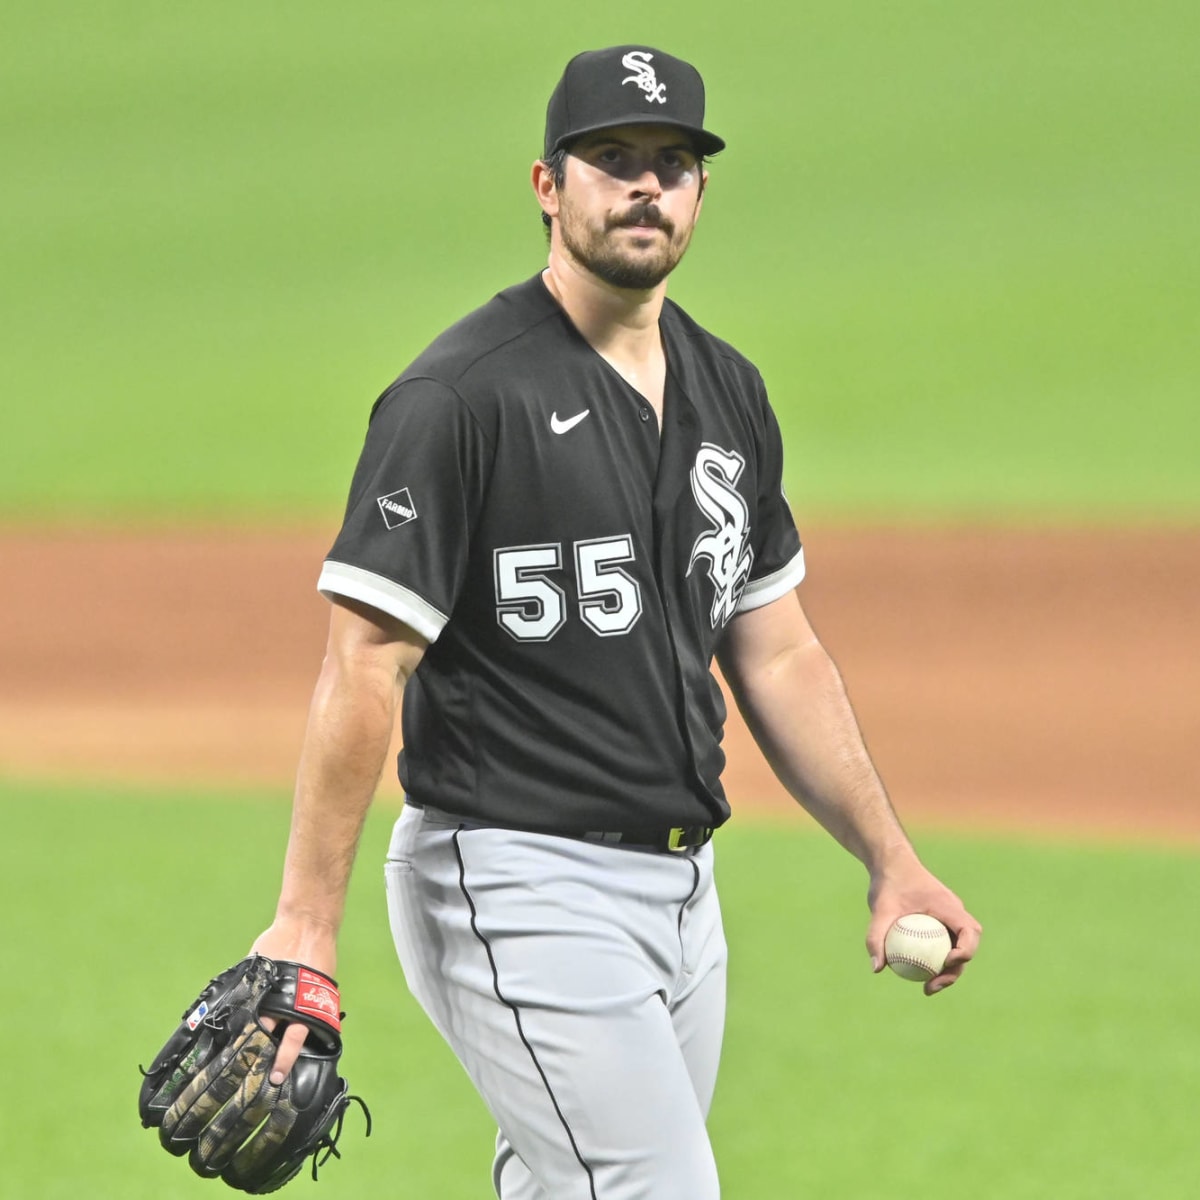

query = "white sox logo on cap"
[
  {"left": 621, "top": 50, "right": 667, "bottom": 104},
  {"left": 543, "top": 45, "right": 724, "bottom": 157}
]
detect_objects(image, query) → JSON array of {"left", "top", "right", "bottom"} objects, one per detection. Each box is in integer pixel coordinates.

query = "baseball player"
[{"left": 251, "top": 45, "right": 981, "bottom": 1199}]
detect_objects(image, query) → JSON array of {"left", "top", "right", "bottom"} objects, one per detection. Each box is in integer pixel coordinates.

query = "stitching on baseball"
[
  {"left": 888, "top": 954, "right": 937, "bottom": 971},
  {"left": 893, "top": 922, "right": 946, "bottom": 940}
]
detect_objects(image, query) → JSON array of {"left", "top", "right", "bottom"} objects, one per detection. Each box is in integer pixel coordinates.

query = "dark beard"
[
  {"left": 580, "top": 243, "right": 677, "bottom": 290},
  {"left": 561, "top": 201, "right": 693, "bottom": 290}
]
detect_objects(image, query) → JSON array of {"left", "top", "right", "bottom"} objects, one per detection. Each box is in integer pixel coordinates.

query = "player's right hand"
[
  {"left": 865, "top": 855, "right": 982, "bottom": 995},
  {"left": 248, "top": 923, "right": 338, "bottom": 1083}
]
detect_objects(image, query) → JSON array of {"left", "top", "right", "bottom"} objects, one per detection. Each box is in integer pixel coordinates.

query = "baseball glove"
[{"left": 138, "top": 955, "right": 371, "bottom": 1194}]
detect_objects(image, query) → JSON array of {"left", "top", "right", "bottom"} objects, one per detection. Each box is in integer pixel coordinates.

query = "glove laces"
[{"left": 309, "top": 1093, "right": 372, "bottom": 1181}]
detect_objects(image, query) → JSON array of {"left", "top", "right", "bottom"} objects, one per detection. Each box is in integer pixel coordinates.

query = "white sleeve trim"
[
  {"left": 317, "top": 561, "right": 448, "bottom": 643},
  {"left": 736, "top": 547, "right": 806, "bottom": 614}
]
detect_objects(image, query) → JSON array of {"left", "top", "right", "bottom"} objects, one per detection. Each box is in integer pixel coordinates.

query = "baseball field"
[{"left": 3, "top": 3, "right": 1198, "bottom": 1197}]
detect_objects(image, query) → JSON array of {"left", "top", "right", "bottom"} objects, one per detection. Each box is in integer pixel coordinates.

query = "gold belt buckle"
[{"left": 667, "top": 827, "right": 688, "bottom": 852}]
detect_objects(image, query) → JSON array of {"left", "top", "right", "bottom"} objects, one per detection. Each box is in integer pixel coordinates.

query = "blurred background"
[
  {"left": 2, "top": 2, "right": 1197, "bottom": 1196},
  {"left": 4, "top": 0, "right": 1197, "bottom": 521}
]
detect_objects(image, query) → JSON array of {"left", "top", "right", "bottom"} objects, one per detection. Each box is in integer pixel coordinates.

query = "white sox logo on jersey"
[
  {"left": 688, "top": 443, "right": 754, "bottom": 628},
  {"left": 621, "top": 51, "right": 667, "bottom": 105}
]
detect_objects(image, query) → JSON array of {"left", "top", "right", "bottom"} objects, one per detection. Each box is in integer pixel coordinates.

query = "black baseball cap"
[{"left": 544, "top": 46, "right": 725, "bottom": 159}]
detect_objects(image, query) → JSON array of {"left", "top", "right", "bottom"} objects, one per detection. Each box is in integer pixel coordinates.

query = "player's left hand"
[
  {"left": 864, "top": 852, "right": 982, "bottom": 996},
  {"left": 138, "top": 955, "right": 370, "bottom": 1191},
  {"left": 250, "top": 921, "right": 339, "bottom": 1083}
]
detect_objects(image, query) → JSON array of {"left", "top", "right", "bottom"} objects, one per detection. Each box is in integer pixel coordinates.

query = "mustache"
[{"left": 608, "top": 203, "right": 674, "bottom": 235}]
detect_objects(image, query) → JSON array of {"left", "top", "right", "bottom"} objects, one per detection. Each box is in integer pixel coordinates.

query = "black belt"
[
  {"left": 576, "top": 825, "right": 715, "bottom": 853},
  {"left": 406, "top": 802, "right": 714, "bottom": 855}
]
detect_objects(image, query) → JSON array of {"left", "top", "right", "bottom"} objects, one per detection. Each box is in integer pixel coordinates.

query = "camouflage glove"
[{"left": 138, "top": 955, "right": 370, "bottom": 1194}]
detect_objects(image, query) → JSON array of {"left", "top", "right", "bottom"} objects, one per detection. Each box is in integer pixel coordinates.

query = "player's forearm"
[
  {"left": 271, "top": 647, "right": 407, "bottom": 941},
  {"left": 725, "top": 638, "right": 916, "bottom": 874}
]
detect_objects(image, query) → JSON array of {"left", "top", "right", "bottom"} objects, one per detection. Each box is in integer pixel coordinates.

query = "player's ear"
[
  {"left": 531, "top": 159, "right": 560, "bottom": 221},
  {"left": 694, "top": 167, "right": 709, "bottom": 219}
]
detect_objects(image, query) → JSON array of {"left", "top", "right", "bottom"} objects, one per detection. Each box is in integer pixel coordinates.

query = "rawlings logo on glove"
[
  {"left": 138, "top": 956, "right": 370, "bottom": 1194},
  {"left": 294, "top": 970, "right": 341, "bottom": 1030}
]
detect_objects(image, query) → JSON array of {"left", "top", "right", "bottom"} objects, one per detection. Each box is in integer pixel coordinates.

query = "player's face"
[{"left": 555, "top": 126, "right": 706, "bottom": 291}]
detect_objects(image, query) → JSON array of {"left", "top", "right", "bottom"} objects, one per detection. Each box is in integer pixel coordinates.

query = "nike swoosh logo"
[{"left": 550, "top": 409, "right": 590, "bottom": 435}]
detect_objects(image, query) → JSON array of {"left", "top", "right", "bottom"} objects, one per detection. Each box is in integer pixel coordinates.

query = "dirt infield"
[{"left": 2, "top": 526, "right": 1196, "bottom": 843}]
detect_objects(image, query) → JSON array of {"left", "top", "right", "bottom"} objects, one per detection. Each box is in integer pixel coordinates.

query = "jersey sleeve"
[
  {"left": 737, "top": 381, "right": 805, "bottom": 614},
  {"left": 317, "top": 377, "right": 490, "bottom": 641}
]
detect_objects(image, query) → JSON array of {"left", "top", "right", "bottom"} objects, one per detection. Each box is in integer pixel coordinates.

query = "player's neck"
[
  {"left": 542, "top": 262, "right": 667, "bottom": 419},
  {"left": 541, "top": 259, "right": 665, "bottom": 362}
]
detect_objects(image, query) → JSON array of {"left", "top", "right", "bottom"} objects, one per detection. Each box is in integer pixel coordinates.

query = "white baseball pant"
[{"left": 385, "top": 802, "right": 728, "bottom": 1199}]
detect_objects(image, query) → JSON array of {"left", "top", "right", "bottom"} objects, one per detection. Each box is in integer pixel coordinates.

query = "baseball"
[{"left": 884, "top": 914, "right": 952, "bottom": 982}]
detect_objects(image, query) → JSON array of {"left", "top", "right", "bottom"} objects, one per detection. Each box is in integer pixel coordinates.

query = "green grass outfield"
[
  {"left": 4, "top": 1, "right": 1199, "bottom": 524},
  {"left": 5, "top": 779, "right": 1196, "bottom": 1198}
]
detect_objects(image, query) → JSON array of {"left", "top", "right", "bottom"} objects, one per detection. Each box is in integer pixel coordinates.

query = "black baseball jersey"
[{"left": 318, "top": 274, "right": 804, "bottom": 832}]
